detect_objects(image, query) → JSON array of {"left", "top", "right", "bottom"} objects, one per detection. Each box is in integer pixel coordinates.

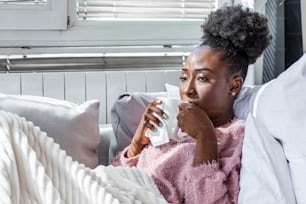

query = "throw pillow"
[{"left": 0, "top": 93, "right": 101, "bottom": 168}]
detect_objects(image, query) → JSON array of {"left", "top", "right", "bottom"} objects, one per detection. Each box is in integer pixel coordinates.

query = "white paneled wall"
[
  {"left": 0, "top": 73, "right": 21, "bottom": 94},
  {"left": 21, "top": 73, "right": 43, "bottom": 96},
  {"left": 65, "top": 72, "right": 86, "bottom": 104},
  {"left": 43, "top": 72, "right": 65, "bottom": 99},
  {"left": 86, "top": 72, "right": 107, "bottom": 124},
  {"left": 0, "top": 69, "right": 180, "bottom": 124}
]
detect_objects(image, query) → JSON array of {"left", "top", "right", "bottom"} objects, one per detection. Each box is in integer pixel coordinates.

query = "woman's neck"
[{"left": 211, "top": 110, "right": 235, "bottom": 127}]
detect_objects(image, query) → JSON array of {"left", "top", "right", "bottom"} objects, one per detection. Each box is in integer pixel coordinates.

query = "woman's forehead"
[{"left": 186, "top": 46, "right": 223, "bottom": 68}]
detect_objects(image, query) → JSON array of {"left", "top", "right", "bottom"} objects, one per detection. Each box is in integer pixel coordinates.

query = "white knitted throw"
[{"left": 0, "top": 110, "right": 167, "bottom": 204}]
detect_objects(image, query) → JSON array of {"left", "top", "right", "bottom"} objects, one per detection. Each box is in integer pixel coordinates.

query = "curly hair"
[{"left": 201, "top": 5, "right": 271, "bottom": 78}]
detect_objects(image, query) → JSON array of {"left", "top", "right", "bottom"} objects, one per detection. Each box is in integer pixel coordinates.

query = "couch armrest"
[{"left": 97, "top": 124, "right": 114, "bottom": 165}]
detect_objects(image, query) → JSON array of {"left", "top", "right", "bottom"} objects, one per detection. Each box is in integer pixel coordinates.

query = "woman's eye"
[
  {"left": 179, "top": 76, "right": 187, "bottom": 82},
  {"left": 198, "top": 76, "right": 208, "bottom": 82}
]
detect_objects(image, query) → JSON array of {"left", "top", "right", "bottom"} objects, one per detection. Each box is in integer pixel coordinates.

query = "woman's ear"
[{"left": 230, "top": 75, "right": 243, "bottom": 97}]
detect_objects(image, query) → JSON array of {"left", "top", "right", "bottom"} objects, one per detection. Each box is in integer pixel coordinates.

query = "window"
[
  {"left": 73, "top": 0, "right": 217, "bottom": 47},
  {"left": 0, "top": 0, "right": 67, "bottom": 30},
  {"left": 0, "top": 0, "right": 219, "bottom": 50}
]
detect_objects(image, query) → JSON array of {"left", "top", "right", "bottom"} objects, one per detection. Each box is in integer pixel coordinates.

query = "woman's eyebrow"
[
  {"left": 195, "top": 68, "right": 213, "bottom": 73},
  {"left": 181, "top": 68, "right": 213, "bottom": 72}
]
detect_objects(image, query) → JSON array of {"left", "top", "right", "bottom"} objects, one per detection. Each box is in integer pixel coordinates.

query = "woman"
[{"left": 112, "top": 5, "right": 270, "bottom": 204}]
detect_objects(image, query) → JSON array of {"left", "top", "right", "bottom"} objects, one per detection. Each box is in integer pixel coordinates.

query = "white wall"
[{"left": 0, "top": 70, "right": 180, "bottom": 124}]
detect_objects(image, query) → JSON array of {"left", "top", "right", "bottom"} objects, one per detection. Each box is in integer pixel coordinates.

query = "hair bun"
[{"left": 201, "top": 5, "right": 271, "bottom": 65}]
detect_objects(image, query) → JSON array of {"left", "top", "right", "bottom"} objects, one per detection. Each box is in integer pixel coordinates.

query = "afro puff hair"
[{"left": 201, "top": 5, "right": 271, "bottom": 65}]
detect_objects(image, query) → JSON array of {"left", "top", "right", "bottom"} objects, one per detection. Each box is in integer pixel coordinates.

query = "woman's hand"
[
  {"left": 177, "top": 102, "right": 217, "bottom": 166},
  {"left": 127, "top": 99, "right": 165, "bottom": 157}
]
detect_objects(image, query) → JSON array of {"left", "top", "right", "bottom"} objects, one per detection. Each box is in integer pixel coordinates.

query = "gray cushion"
[{"left": 109, "top": 92, "right": 166, "bottom": 161}]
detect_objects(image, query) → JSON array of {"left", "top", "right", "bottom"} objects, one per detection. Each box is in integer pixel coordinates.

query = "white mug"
[
  {"left": 157, "top": 97, "right": 181, "bottom": 140},
  {"left": 145, "top": 97, "right": 181, "bottom": 146}
]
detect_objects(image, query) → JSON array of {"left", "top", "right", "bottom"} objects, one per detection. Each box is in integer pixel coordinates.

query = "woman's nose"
[
  {"left": 184, "top": 80, "right": 196, "bottom": 98},
  {"left": 187, "top": 87, "right": 196, "bottom": 97}
]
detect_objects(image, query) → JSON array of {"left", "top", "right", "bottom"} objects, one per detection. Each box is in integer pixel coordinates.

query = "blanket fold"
[{"left": 0, "top": 110, "right": 167, "bottom": 204}]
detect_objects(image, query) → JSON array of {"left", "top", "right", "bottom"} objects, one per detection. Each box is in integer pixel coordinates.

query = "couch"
[{"left": 1, "top": 53, "right": 306, "bottom": 203}]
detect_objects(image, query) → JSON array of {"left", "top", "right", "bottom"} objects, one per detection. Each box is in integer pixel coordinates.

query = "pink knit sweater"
[{"left": 112, "top": 119, "right": 245, "bottom": 204}]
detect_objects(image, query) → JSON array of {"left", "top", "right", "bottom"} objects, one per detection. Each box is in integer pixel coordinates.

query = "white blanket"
[{"left": 0, "top": 110, "right": 167, "bottom": 204}]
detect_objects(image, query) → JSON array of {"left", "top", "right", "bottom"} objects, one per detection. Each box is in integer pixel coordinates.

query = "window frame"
[
  {"left": 0, "top": 20, "right": 203, "bottom": 49},
  {"left": 0, "top": 0, "right": 210, "bottom": 53},
  {"left": 0, "top": 0, "right": 68, "bottom": 30}
]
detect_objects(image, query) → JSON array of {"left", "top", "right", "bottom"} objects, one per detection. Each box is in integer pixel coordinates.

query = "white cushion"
[
  {"left": 233, "top": 85, "right": 261, "bottom": 120},
  {"left": 0, "top": 94, "right": 101, "bottom": 168},
  {"left": 239, "top": 53, "right": 306, "bottom": 203},
  {"left": 239, "top": 114, "right": 296, "bottom": 204}
]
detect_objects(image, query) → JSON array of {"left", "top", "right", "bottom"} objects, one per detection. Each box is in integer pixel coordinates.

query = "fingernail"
[{"left": 163, "top": 113, "right": 168, "bottom": 119}]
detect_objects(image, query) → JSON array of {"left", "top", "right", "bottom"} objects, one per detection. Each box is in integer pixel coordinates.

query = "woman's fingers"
[
  {"left": 148, "top": 99, "right": 161, "bottom": 105},
  {"left": 143, "top": 99, "right": 165, "bottom": 131},
  {"left": 143, "top": 117, "right": 155, "bottom": 131},
  {"left": 177, "top": 102, "right": 195, "bottom": 132},
  {"left": 178, "top": 101, "right": 191, "bottom": 111}
]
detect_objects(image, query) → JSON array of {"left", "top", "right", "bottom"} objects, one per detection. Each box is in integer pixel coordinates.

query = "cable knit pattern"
[
  {"left": 112, "top": 119, "right": 245, "bottom": 204},
  {"left": 0, "top": 110, "right": 167, "bottom": 204}
]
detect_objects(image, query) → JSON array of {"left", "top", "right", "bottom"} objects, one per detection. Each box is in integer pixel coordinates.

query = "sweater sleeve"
[
  {"left": 184, "top": 131, "right": 243, "bottom": 204},
  {"left": 111, "top": 146, "right": 140, "bottom": 167}
]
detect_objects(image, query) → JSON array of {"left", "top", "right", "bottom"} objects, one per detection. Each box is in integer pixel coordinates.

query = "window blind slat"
[
  {"left": 78, "top": 1, "right": 214, "bottom": 7},
  {"left": 77, "top": 13, "right": 211, "bottom": 19},
  {"left": 78, "top": 0, "right": 213, "bottom": 3},
  {"left": 77, "top": 0, "right": 216, "bottom": 20},
  {"left": 78, "top": 7, "right": 213, "bottom": 14},
  {"left": 0, "top": 0, "right": 46, "bottom": 3}
]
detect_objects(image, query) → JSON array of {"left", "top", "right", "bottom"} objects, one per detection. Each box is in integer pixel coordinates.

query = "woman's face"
[{"left": 179, "top": 46, "right": 242, "bottom": 124}]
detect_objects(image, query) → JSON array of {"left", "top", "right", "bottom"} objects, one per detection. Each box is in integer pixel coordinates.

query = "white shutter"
[
  {"left": 77, "top": 0, "right": 216, "bottom": 20},
  {"left": 0, "top": 0, "right": 67, "bottom": 30}
]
